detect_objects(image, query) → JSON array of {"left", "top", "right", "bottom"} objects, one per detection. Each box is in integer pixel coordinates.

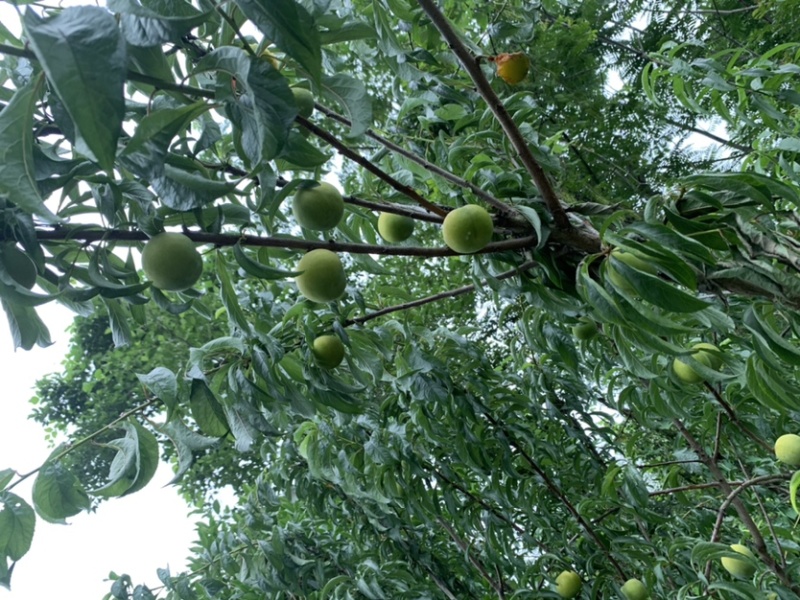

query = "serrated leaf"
[
  {"left": 24, "top": 7, "right": 126, "bottom": 172},
  {"left": 234, "top": 0, "right": 321, "bottom": 84},
  {"left": 195, "top": 47, "right": 296, "bottom": 164},
  {"left": 0, "top": 492, "right": 35, "bottom": 561},
  {"left": 0, "top": 471, "right": 14, "bottom": 492},
  {"left": 189, "top": 379, "right": 229, "bottom": 438},
  {"left": 136, "top": 367, "right": 178, "bottom": 418},
  {"left": 155, "top": 418, "right": 219, "bottom": 484},
  {"left": 320, "top": 74, "right": 373, "bottom": 137},
  {"left": 108, "top": 0, "right": 212, "bottom": 47},
  {"left": 31, "top": 449, "right": 91, "bottom": 523}
]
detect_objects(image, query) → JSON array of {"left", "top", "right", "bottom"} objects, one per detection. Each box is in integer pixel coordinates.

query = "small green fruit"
[
  {"left": 555, "top": 570, "right": 581, "bottom": 599},
  {"left": 295, "top": 249, "right": 346, "bottom": 303},
  {"left": 292, "top": 87, "right": 314, "bottom": 119},
  {"left": 292, "top": 182, "right": 344, "bottom": 231},
  {"left": 572, "top": 319, "right": 598, "bottom": 341},
  {"left": 621, "top": 578, "right": 648, "bottom": 600},
  {"left": 721, "top": 544, "right": 756, "bottom": 579},
  {"left": 673, "top": 343, "right": 721, "bottom": 384},
  {"left": 312, "top": 335, "right": 345, "bottom": 369},
  {"left": 1, "top": 246, "right": 37, "bottom": 289},
  {"left": 606, "top": 249, "right": 657, "bottom": 294},
  {"left": 442, "top": 205, "right": 493, "bottom": 254},
  {"left": 377, "top": 212, "right": 415, "bottom": 243},
  {"left": 774, "top": 433, "right": 800, "bottom": 466},
  {"left": 142, "top": 232, "right": 203, "bottom": 292}
]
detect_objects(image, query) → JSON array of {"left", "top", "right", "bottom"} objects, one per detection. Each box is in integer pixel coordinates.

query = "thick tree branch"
[
  {"left": 414, "top": 0, "right": 572, "bottom": 230},
  {"left": 19, "top": 226, "right": 538, "bottom": 258}
]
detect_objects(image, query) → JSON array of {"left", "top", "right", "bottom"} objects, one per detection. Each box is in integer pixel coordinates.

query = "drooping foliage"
[{"left": 1, "top": 1, "right": 800, "bottom": 599}]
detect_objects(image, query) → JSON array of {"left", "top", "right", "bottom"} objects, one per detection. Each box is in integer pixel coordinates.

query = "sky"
[{"left": 0, "top": 306, "right": 199, "bottom": 599}]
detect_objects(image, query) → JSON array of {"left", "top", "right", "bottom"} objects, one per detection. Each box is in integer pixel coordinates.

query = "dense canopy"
[{"left": 1, "top": 1, "right": 800, "bottom": 599}]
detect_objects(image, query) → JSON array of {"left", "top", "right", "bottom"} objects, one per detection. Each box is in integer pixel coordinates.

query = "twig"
[
  {"left": 474, "top": 398, "right": 628, "bottom": 580},
  {"left": 346, "top": 259, "right": 537, "bottom": 326},
  {"left": 674, "top": 419, "right": 797, "bottom": 592},
  {"left": 736, "top": 459, "right": 786, "bottom": 571},
  {"left": 314, "top": 103, "right": 520, "bottom": 219},
  {"left": 703, "top": 382, "right": 772, "bottom": 452},
  {"left": 7, "top": 398, "right": 158, "bottom": 491},
  {"left": 414, "top": 0, "right": 571, "bottom": 230},
  {"left": 297, "top": 116, "right": 447, "bottom": 217},
  {"left": 344, "top": 196, "right": 444, "bottom": 224},
  {"left": 0, "top": 43, "right": 216, "bottom": 100},
  {"left": 437, "top": 517, "right": 506, "bottom": 599}
]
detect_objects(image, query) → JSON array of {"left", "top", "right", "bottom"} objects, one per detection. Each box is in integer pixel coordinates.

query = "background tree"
[{"left": 1, "top": 0, "right": 800, "bottom": 599}]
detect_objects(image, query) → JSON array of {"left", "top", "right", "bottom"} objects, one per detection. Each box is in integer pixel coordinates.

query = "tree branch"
[
  {"left": 297, "top": 116, "right": 448, "bottom": 217},
  {"left": 346, "top": 259, "right": 537, "bottom": 326},
  {"left": 18, "top": 226, "right": 538, "bottom": 258},
  {"left": 414, "top": 0, "right": 572, "bottom": 230},
  {"left": 474, "top": 398, "right": 628, "bottom": 580},
  {"left": 436, "top": 517, "right": 507, "bottom": 599},
  {"left": 674, "top": 419, "right": 797, "bottom": 592},
  {"left": 0, "top": 42, "right": 216, "bottom": 99},
  {"left": 313, "top": 102, "right": 520, "bottom": 219}
]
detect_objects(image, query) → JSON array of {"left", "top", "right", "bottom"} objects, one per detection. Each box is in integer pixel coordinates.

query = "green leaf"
[
  {"left": 215, "top": 251, "right": 252, "bottom": 333},
  {"left": 31, "top": 448, "right": 91, "bottom": 523},
  {"left": 102, "top": 298, "right": 133, "bottom": 347},
  {"left": 0, "top": 471, "right": 14, "bottom": 492},
  {"left": 232, "top": 243, "right": 301, "bottom": 280},
  {"left": 123, "top": 102, "right": 212, "bottom": 158},
  {"left": 195, "top": 47, "right": 296, "bottom": 164},
  {"left": 276, "top": 130, "right": 332, "bottom": 168},
  {"left": 790, "top": 470, "right": 800, "bottom": 516},
  {"left": 189, "top": 379, "right": 229, "bottom": 438},
  {"left": 320, "top": 74, "right": 373, "bottom": 138},
  {"left": 0, "top": 75, "right": 57, "bottom": 221},
  {"left": 122, "top": 421, "right": 160, "bottom": 496},
  {"left": 108, "top": 0, "right": 213, "bottom": 46},
  {"left": 24, "top": 7, "right": 126, "bottom": 172},
  {"left": 155, "top": 418, "right": 219, "bottom": 484},
  {"left": 91, "top": 436, "right": 138, "bottom": 498},
  {"left": 233, "top": 0, "right": 322, "bottom": 84},
  {"left": 137, "top": 367, "right": 178, "bottom": 418},
  {"left": 1, "top": 300, "right": 52, "bottom": 351},
  {"left": 0, "top": 492, "right": 35, "bottom": 561},
  {"left": 319, "top": 20, "right": 375, "bottom": 45},
  {"left": 607, "top": 256, "right": 710, "bottom": 312},
  {"left": 92, "top": 421, "right": 159, "bottom": 498}
]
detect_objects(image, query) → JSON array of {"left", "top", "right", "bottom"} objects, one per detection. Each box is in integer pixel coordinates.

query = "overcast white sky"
[{"left": 0, "top": 306, "right": 199, "bottom": 599}]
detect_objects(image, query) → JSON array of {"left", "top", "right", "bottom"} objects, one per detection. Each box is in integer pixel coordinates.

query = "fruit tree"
[{"left": 2, "top": 1, "right": 800, "bottom": 599}]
